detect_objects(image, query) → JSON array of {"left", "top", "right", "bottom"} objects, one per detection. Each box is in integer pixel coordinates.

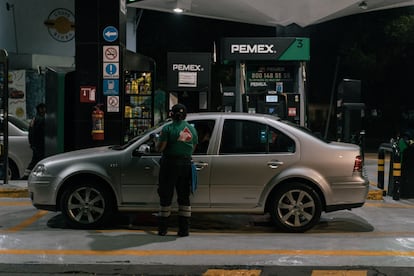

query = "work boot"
[
  {"left": 177, "top": 216, "right": 190, "bottom": 237},
  {"left": 158, "top": 216, "right": 169, "bottom": 236}
]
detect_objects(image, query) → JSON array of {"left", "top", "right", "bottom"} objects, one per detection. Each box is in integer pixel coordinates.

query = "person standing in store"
[
  {"left": 22, "top": 103, "right": 46, "bottom": 179},
  {"left": 156, "top": 103, "right": 198, "bottom": 237}
]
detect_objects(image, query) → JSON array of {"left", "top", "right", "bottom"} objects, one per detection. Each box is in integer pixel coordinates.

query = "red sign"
[{"left": 80, "top": 86, "right": 96, "bottom": 103}]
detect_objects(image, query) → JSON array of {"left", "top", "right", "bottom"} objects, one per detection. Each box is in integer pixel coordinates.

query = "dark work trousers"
[{"left": 158, "top": 156, "right": 192, "bottom": 218}]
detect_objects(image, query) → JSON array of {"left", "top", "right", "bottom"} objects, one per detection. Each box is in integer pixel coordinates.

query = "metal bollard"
[
  {"left": 377, "top": 149, "right": 385, "bottom": 189},
  {"left": 392, "top": 140, "right": 401, "bottom": 200}
]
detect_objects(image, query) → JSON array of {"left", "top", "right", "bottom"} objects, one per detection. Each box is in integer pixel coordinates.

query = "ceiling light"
[
  {"left": 173, "top": 0, "right": 191, "bottom": 13},
  {"left": 359, "top": 1, "right": 368, "bottom": 10},
  {"left": 173, "top": 7, "right": 184, "bottom": 13}
]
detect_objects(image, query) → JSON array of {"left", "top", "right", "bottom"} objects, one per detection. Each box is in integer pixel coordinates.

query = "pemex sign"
[{"left": 221, "top": 37, "right": 310, "bottom": 61}]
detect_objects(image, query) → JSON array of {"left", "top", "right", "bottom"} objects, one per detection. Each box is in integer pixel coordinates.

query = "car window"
[
  {"left": 0, "top": 116, "right": 30, "bottom": 133},
  {"left": 219, "top": 119, "right": 295, "bottom": 154},
  {"left": 189, "top": 119, "right": 215, "bottom": 155},
  {"left": 8, "top": 116, "right": 29, "bottom": 131}
]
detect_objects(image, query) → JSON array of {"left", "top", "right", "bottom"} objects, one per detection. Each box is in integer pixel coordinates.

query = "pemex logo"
[{"left": 44, "top": 8, "right": 75, "bottom": 42}]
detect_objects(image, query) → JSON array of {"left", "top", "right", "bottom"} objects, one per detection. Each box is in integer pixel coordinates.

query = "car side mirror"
[{"left": 132, "top": 144, "right": 151, "bottom": 157}]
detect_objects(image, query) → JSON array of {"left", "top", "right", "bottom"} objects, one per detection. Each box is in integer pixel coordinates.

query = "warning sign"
[
  {"left": 103, "top": 46, "right": 119, "bottom": 62},
  {"left": 107, "top": 96, "right": 119, "bottom": 112}
]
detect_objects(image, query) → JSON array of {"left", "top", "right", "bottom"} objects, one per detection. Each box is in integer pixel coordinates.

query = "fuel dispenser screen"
[{"left": 266, "top": 95, "right": 278, "bottom": 103}]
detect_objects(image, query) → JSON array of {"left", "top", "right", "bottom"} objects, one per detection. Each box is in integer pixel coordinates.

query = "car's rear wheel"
[
  {"left": 7, "top": 159, "right": 19, "bottom": 180},
  {"left": 269, "top": 182, "right": 322, "bottom": 233},
  {"left": 60, "top": 181, "right": 114, "bottom": 229}
]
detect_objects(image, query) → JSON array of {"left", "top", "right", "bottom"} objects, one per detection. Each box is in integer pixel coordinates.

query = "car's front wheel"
[
  {"left": 269, "top": 182, "right": 322, "bottom": 233},
  {"left": 60, "top": 181, "right": 114, "bottom": 229}
]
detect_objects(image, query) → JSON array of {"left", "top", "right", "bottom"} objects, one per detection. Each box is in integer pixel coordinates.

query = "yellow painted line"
[
  {"left": 203, "top": 269, "right": 261, "bottom": 276},
  {"left": 312, "top": 271, "right": 367, "bottom": 276},
  {"left": 4, "top": 210, "right": 48, "bottom": 233},
  {"left": 0, "top": 248, "right": 413, "bottom": 257},
  {"left": 364, "top": 202, "right": 414, "bottom": 208}
]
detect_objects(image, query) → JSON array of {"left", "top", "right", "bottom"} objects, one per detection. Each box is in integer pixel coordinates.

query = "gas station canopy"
[{"left": 128, "top": 0, "right": 414, "bottom": 27}]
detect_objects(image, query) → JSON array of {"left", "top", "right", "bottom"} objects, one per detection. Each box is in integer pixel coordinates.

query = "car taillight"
[{"left": 353, "top": 155, "right": 363, "bottom": 172}]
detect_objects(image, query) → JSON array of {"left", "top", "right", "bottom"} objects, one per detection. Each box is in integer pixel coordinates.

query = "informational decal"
[
  {"left": 8, "top": 70, "right": 26, "bottom": 119},
  {"left": 103, "top": 63, "right": 119, "bottom": 78},
  {"left": 44, "top": 8, "right": 75, "bottom": 42},
  {"left": 276, "top": 82, "right": 283, "bottom": 93},
  {"left": 107, "top": 96, "right": 119, "bottom": 112},
  {"left": 103, "top": 46, "right": 119, "bottom": 62},
  {"left": 178, "top": 72, "right": 197, "bottom": 87},
  {"left": 288, "top": 107, "right": 297, "bottom": 117},
  {"left": 103, "top": 79, "right": 119, "bottom": 95}
]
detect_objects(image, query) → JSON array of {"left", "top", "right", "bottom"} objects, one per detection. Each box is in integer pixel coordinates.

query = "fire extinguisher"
[{"left": 91, "top": 105, "right": 104, "bottom": 140}]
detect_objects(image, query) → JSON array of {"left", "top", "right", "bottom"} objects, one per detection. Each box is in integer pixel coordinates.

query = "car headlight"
[{"left": 32, "top": 164, "right": 47, "bottom": 177}]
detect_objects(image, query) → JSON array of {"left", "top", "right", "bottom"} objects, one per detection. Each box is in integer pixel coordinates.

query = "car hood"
[{"left": 40, "top": 145, "right": 117, "bottom": 165}]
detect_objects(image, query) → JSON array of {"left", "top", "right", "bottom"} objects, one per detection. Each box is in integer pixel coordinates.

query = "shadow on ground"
[{"left": 46, "top": 211, "right": 374, "bottom": 234}]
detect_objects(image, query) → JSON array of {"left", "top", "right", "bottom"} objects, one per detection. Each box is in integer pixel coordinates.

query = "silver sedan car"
[
  {"left": 28, "top": 113, "right": 369, "bottom": 233},
  {"left": 0, "top": 115, "right": 31, "bottom": 179}
]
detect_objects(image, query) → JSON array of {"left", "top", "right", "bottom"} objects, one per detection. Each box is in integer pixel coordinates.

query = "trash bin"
[{"left": 400, "top": 145, "right": 414, "bottom": 198}]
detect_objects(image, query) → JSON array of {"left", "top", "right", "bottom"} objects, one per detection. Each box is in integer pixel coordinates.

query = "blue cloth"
[{"left": 191, "top": 162, "right": 198, "bottom": 193}]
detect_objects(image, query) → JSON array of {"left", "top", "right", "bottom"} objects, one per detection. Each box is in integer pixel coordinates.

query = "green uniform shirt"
[{"left": 159, "top": 120, "right": 198, "bottom": 157}]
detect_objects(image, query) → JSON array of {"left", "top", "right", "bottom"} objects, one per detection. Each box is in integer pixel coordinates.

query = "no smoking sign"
[
  {"left": 107, "top": 96, "right": 119, "bottom": 112},
  {"left": 103, "top": 46, "right": 119, "bottom": 62}
]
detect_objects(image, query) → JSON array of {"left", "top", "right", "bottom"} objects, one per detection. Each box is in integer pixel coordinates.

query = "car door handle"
[
  {"left": 193, "top": 161, "right": 208, "bottom": 171},
  {"left": 267, "top": 160, "right": 284, "bottom": 169}
]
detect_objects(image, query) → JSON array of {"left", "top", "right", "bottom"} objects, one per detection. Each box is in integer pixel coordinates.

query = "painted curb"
[
  {"left": 0, "top": 188, "right": 29, "bottom": 198},
  {"left": 367, "top": 189, "right": 384, "bottom": 200}
]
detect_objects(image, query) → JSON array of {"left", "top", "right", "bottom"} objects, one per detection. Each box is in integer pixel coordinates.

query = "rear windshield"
[{"left": 283, "top": 120, "right": 331, "bottom": 143}]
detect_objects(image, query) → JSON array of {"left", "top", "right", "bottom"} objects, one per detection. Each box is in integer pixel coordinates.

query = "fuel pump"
[
  {"left": 91, "top": 104, "right": 104, "bottom": 140},
  {"left": 264, "top": 92, "right": 286, "bottom": 118}
]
